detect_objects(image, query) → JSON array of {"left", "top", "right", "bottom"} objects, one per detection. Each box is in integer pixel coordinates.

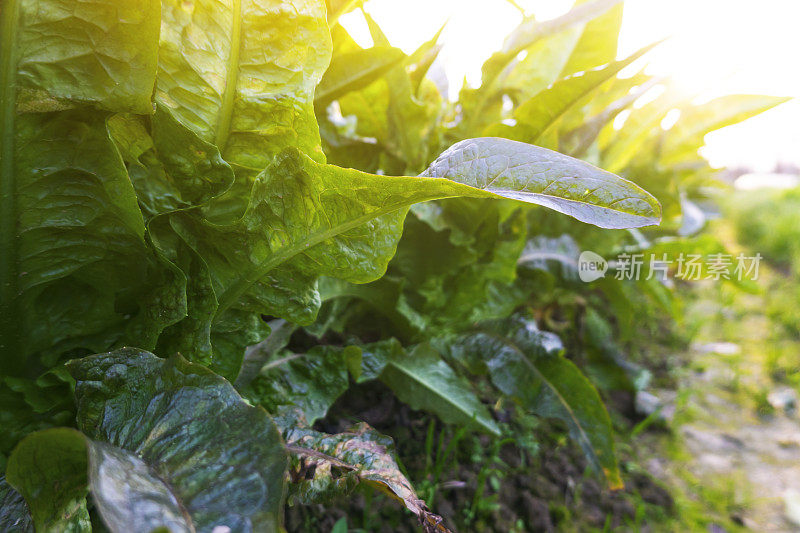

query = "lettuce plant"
[
  {"left": 0, "top": 0, "right": 782, "bottom": 530},
  {"left": 299, "top": 0, "right": 785, "bottom": 522}
]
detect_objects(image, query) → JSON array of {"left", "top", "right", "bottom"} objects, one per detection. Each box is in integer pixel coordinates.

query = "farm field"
[{"left": 1, "top": 1, "right": 798, "bottom": 531}]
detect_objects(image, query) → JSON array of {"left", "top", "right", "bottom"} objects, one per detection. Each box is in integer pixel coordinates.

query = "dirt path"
[{"left": 647, "top": 276, "right": 800, "bottom": 531}]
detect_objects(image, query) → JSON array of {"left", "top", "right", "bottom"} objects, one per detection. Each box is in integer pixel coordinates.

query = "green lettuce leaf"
[
  {"left": 480, "top": 0, "right": 621, "bottom": 86},
  {"left": 442, "top": 316, "right": 623, "bottom": 489},
  {"left": 491, "top": 43, "right": 657, "bottom": 146},
  {"left": 1, "top": 0, "right": 180, "bottom": 370},
  {"left": 2, "top": 0, "right": 664, "bottom": 401},
  {"left": 235, "top": 319, "right": 298, "bottom": 388},
  {"left": 5, "top": 429, "right": 91, "bottom": 533},
  {"left": 378, "top": 344, "right": 501, "bottom": 435},
  {"left": 13, "top": 0, "right": 160, "bottom": 114},
  {"left": 457, "top": 0, "right": 622, "bottom": 134},
  {"left": 558, "top": 1, "right": 623, "bottom": 77},
  {"left": 61, "top": 348, "right": 288, "bottom": 532},
  {"left": 1, "top": 110, "right": 183, "bottom": 373},
  {"left": 213, "top": 137, "right": 658, "bottom": 374},
  {"left": 156, "top": 0, "right": 332, "bottom": 169},
  {"left": 517, "top": 234, "right": 581, "bottom": 281},
  {"left": 245, "top": 344, "right": 356, "bottom": 424},
  {"left": 422, "top": 137, "right": 661, "bottom": 229},
  {"left": 0, "top": 477, "right": 33, "bottom": 533},
  {"left": 315, "top": 46, "right": 406, "bottom": 105}
]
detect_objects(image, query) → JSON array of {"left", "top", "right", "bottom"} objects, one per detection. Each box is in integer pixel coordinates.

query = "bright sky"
[{"left": 341, "top": 0, "right": 800, "bottom": 171}]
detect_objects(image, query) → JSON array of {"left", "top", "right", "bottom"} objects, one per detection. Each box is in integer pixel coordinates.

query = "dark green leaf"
[
  {"left": 245, "top": 345, "right": 355, "bottom": 425},
  {"left": 0, "top": 477, "right": 33, "bottom": 533},
  {"left": 235, "top": 319, "right": 298, "bottom": 388},
  {"left": 86, "top": 440, "right": 193, "bottom": 533},
  {"left": 5, "top": 428, "right": 91, "bottom": 533},
  {"left": 444, "top": 317, "right": 622, "bottom": 488},
  {"left": 67, "top": 348, "right": 287, "bottom": 532},
  {"left": 2, "top": 110, "right": 183, "bottom": 372},
  {"left": 356, "top": 338, "right": 404, "bottom": 383},
  {"left": 379, "top": 344, "right": 501, "bottom": 435}
]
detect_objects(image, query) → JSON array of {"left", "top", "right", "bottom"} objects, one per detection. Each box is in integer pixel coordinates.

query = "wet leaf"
[
  {"left": 423, "top": 137, "right": 661, "bottom": 229},
  {"left": 442, "top": 317, "right": 623, "bottom": 489},
  {"left": 65, "top": 348, "right": 288, "bottom": 532},
  {"left": 281, "top": 415, "right": 452, "bottom": 532},
  {"left": 0, "top": 477, "right": 33, "bottom": 533}
]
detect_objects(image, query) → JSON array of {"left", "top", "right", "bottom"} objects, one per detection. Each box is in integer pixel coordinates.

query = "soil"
[{"left": 285, "top": 380, "right": 674, "bottom": 532}]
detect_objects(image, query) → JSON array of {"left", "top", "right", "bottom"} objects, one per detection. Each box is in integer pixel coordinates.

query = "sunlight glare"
[{"left": 340, "top": 0, "right": 800, "bottom": 170}]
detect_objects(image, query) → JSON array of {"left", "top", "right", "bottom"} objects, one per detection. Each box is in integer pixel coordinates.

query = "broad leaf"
[
  {"left": 169, "top": 137, "right": 660, "bottom": 376},
  {"left": 280, "top": 414, "right": 451, "bottom": 532},
  {"left": 337, "top": 81, "right": 391, "bottom": 143},
  {"left": 562, "top": 74, "right": 659, "bottom": 157},
  {"left": 660, "top": 94, "right": 790, "bottom": 165},
  {"left": 600, "top": 85, "right": 686, "bottom": 172},
  {"left": 353, "top": 338, "right": 405, "bottom": 383},
  {"left": 1, "top": 1, "right": 170, "bottom": 370},
  {"left": 442, "top": 317, "right": 622, "bottom": 489},
  {"left": 582, "top": 306, "right": 649, "bottom": 392},
  {"left": 1, "top": 110, "right": 183, "bottom": 372},
  {"left": 517, "top": 234, "right": 581, "bottom": 281},
  {"left": 497, "top": 27, "right": 584, "bottom": 105},
  {"left": 408, "top": 23, "right": 447, "bottom": 94},
  {"left": 558, "top": 1, "right": 623, "bottom": 77},
  {"left": 498, "top": 43, "right": 657, "bottom": 144},
  {"left": 5, "top": 429, "right": 91, "bottom": 533},
  {"left": 87, "top": 440, "right": 194, "bottom": 533},
  {"left": 0, "top": 369, "right": 75, "bottom": 463},
  {"left": 7, "top": 427, "right": 194, "bottom": 533},
  {"left": 115, "top": 107, "right": 237, "bottom": 220},
  {"left": 316, "top": 278, "right": 428, "bottom": 341},
  {"left": 495, "top": 0, "right": 619, "bottom": 106},
  {"left": 65, "top": 348, "right": 287, "bottom": 532},
  {"left": 156, "top": 0, "right": 332, "bottom": 168},
  {"left": 480, "top": 0, "right": 622, "bottom": 89},
  {"left": 457, "top": 0, "right": 622, "bottom": 133},
  {"left": 13, "top": 0, "right": 160, "bottom": 114},
  {"left": 0, "top": 477, "right": 33, "bottom": 533},
  {"left": 379, "top": 344, "right": 501, "bottom": 435},
  {"left": 245, "top": 345, "right": 356, "bottom": 424},
  {"left": 422, "top": 137, "right": 661, "bottom": 229},
  {"left": 316, "top": 46, "right": 406, "bottom": 105},
  {"left": 235, "top": 319, "right": 298, "bottom": 388},
  {"left": 304, "top": 132, "right": 661, "bottom": 344}
]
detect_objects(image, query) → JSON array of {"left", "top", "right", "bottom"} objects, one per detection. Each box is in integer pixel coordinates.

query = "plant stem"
[
  {"left": 215, "top": 0, "right": 243, "bottom": 153},
  {"left": 0, "top": 0, "right": 20, "bottom": 365}
]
